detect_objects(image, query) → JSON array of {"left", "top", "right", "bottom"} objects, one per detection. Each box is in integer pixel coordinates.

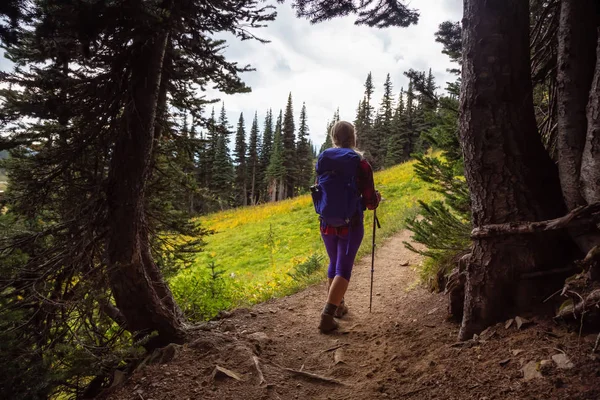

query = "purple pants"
[{"left": 321, "top": 223, "right": 365, "bottom": 281}]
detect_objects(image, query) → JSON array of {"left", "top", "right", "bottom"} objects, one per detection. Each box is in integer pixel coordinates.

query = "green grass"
[{"left": 170, "top": 159, "right": 440, "bottom": 320}]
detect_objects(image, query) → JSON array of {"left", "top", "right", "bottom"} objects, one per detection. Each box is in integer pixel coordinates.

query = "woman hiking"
[{"left": 312, "top": 121, "right": 380, "bottom": 333}]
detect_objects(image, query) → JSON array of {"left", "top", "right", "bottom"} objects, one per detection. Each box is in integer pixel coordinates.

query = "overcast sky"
[
  {"left": 213, "top": 0, "right": 463, "bottom": 148},
  {"left": 0, "top": 0, "right": 463, "bottom": 149}
]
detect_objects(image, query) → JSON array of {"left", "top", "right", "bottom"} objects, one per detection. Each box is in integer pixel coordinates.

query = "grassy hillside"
[{"left": 170, "top": 159, "right": 440, "bottom": 320}]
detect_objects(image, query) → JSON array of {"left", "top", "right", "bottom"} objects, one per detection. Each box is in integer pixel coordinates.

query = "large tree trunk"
[
  {"left": 556, "top": 0, "right": 597, "bottom": 211},
  {"left": 459, "top": 0, "right": 568, "bottom": 340},
  {"left": 106, "top": 31, "right": 185, "bottom": 345},
  {"left": 582, "top": 30, "right": 600, "bottom": 205},
  {"left": 556, "top": 1, "right": 600, "bottom": 253}
]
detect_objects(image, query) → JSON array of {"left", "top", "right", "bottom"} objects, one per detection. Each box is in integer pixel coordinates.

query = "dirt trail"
[{"left": 110, "top": 230, "right": 600, "bottom": 400}]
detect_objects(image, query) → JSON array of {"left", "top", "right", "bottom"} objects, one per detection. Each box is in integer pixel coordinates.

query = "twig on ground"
[
  {"left": 544, "top": 288, "right": 563, "bottom": 303},
  {"left": 593, "top": 333, "right": 600, "bottom": 354},
  {"left": 252, "top": 356, "right": 266, "bottom": 386},
  {"left": 267, "top": 360, "right": 345, "bottom": 385},
  {"left": 282, "top": 368, "right": 344, "bottom": 385},
  {"left": 320, "top": 343, "right": 348, "bottom": 353}
]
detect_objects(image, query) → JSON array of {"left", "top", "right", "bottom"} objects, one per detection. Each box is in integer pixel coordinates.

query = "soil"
[{"left": 108, "top": 230, "right": 600, "bottom": 400}]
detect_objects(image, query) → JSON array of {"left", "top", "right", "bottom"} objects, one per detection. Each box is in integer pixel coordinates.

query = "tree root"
[{"left": 471, "top": 202, "right": 600, "bottom": 239}]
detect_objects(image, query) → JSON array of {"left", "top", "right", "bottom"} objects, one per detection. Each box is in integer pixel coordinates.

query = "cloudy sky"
[
  {"left": 0, "top": 0, "right": 463, "bottom": 148},
  {"left": 213, "top": 0, "right": 463, "bottom": 148}
]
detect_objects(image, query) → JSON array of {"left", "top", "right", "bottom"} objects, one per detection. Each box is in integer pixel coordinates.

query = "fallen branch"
[
  {"left": 282, "top": 368, "right": 344, "bottom": 385},
  {"left": 267, "top": 360, "right": 345, "bottom": 385},
  {"left": 320, "top": 344, "right": 348, "bottom": 353},
  {"left": 252, "top": 356, "right": 266, "bottom": 386},
  {"left": 471, "top": 203, "right": 600, "bottom": 239}
]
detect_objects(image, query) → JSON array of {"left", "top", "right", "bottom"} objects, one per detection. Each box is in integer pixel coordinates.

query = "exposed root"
[{"left": 471, "top": 202, "right": 600, "bottom": 239}]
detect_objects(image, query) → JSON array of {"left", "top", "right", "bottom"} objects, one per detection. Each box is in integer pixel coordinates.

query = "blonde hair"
[{"left": 330, "top": 121, "right": 362, "bottom": 155}]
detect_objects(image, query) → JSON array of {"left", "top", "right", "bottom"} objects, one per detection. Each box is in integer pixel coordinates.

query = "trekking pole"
[{"left": 369, "top": 208, "right": 381, "bottom": 313}]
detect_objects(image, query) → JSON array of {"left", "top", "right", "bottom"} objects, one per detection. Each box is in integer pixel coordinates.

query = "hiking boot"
[
  {"left": 318, "top": 313, "right": 339, "bottom": 333},
  {"left": 334, "top": 300, "right": 348, "bottom": 318}
]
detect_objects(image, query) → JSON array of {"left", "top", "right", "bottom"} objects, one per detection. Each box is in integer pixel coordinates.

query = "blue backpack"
[{"left": 311, "top": 148, "right": 363, "bottom": 227}]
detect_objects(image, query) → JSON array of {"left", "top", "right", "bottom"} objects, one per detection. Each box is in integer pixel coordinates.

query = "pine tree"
[
  {"left": 266, "top": 111, "right": 285, "bottom": 201},
  {"left": 233, "top": 113, "right": 248, "bottom": 206},
  {"left": 296, "top": 103, "right": 313, "bottom": 192},
  {"left": 282, "top": 93, "right": 296, "bottom": 199},
  {"left": 372, "top": 73, "right": 394, "bottom": 168},
  {"left": 385, "top": 89, "right": 407, "bottom": 166},
  {"left": 356, "top": 73, "right": 375, "bottom": 159},
  {"left": 211, "top": 104, "right": 234, "bottom": 205},
  {"left": 248, "top": 112, "right": 260, "bottom": 205},
  {"left": 320, "top": 109, "right": 339, "bottom": 153},
  {"left": 0, "top": 1, "right": 276, "bottom": 395},
  {"left": 403, "top": 79, "right": 418, "bottom": 158},
  {"left": 199, "top": 108, "right": 217, "bottom": 187},
  {"left": 259, "top": 109, "right": 274, "bottom": 201},
  {"left": 435, "top": 21, "right": 462, "bottom": 75}
]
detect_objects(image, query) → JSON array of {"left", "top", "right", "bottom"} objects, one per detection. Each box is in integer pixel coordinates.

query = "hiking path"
[{"left": 109, "top": 230, "right": 600, "bottom": 400}]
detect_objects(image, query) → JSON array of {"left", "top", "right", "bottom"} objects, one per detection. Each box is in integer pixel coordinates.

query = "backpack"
[{"left": 311, "top": 148, "right": 362, "bottom": 227}]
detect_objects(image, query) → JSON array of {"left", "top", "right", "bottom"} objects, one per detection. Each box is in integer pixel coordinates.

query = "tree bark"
[
  {"left": 557, "top": 0, "right": 598, "bottom": 211},
  {"left": 106, "top": 30, "right": 185, "bottom": 345},
  {"left": 582, "top": 29, "right": 600, "bottom": 205},
  {"left": 459, "top": 0, "right": 568, "bottom": 340}
]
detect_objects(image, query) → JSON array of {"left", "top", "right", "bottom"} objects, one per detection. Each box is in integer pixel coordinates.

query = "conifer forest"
[{"left": 1, "top": 1, "right": 600, "bottom": 399}]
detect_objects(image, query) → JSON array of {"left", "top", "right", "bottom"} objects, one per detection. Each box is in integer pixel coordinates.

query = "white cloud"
[
  {"left": 212, "top": 0, "right": 463, "bottom": 148},
  {"left": 0, "top": 1, "right": 464, "bottom": 149}
]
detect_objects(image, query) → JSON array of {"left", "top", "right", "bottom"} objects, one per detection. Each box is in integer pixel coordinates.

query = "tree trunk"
[
  {"left": 556, "top": 0, "right": 597, "bottom": 211},
  {"left": 459, "top": 0, "right": 568, "bottom": 340},
  {"left": 582, "top": 30, "right": 600, "bottom": 205},
  {"left": 269, "top": 179, "right": 277, "bottom": 202},
  {"left": 106, "top": 31, "right": 185, "bottom": 345},
  {"left": 278, "top": 178, "right": 286, "bottom": 201}
]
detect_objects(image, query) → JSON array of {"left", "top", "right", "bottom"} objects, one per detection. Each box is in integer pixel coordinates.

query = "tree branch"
[{"left": 471, "top": 202, "right": 600, "bottom": 239}]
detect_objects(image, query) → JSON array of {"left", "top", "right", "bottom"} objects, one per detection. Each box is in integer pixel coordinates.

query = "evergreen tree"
[
  {"left": 266, "top": 111, "right": 285, "bottom": 201},
  {"left": 248, "top": 112, "right": 260, "bottom": 205},
  {"left": 282, "top": 93, "right": 296, "bottom": 199},
  {"left": 356, "top": 73, "right": 376, "bottom": 159},
  {"left": 435, "top": 21, "right": 462, "bottom": 75},
  {"left": 296, "top": 103, "right": 313, "bottom": 192},
  {"left": 385, "top": 89, "right": 407, "bottom": 166},
  {"left": 233, "top": 113, "right": 248, "bottom": 206},
  {"left": 320, "top": 109, "right": 340, "bottom": 153},
  {"left": 372, "top": 73, "right": 394, "bottom": 168},
  {"left": 198, "top": 108, "right": 217, "bottom": 187},
  {"left": 0, "top": 1, "right": 276, "bottom": 395},
  {"left": 403, "top": 79, "right": 418, "bottom": 158},
  {"left": 259, "top": 109, "right": 274, "bottom": 201},
  {"left": 211, "top": 104, "right": 234, "bottom": 205}
]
